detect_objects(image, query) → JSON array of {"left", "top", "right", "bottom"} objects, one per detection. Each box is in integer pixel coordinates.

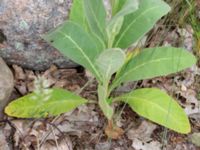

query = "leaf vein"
[
  {"left": 115, "top": 5, "right": 161, "bottom": 46},
  {"left": 58, "top": 31, "right": 101, "bottom": 80}
]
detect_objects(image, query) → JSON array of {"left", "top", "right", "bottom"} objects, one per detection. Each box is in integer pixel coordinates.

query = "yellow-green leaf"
[
  {"left": 119, "top": 88, "right": 191, "bottom": 133},
  {"left": 5, "top": 88, "right": 87, "bottom": 118}
]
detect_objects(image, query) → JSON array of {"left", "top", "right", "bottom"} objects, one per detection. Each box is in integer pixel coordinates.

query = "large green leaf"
[
  {"left": 69, "top": 0, "right": 106, "bottom": 49},
  {"left": 112, "top": 47, "right": 196, "bottom": 88},
  {"left": 107, "top": 0, "right": 139, "bottom": 47},
  {"left": 42, "top": 21, "right": 102, "bottom": 82},
  {"left": 118, "top": 88, "right": 191, "bottom": 133},
  {"left": 114, "top": 0, "right": 171, "bottom": 48},
  {"left": 83, "top": 0, "right": 107, "bottom": 44},
  {"left": 5, "top": 88, "right": 87, "bottom": 118},
  {"left": 69, "top": 0, "right": 87, "bottom": 30},
  {"left": 95, "top": 48, "right": 125, "bottom": 81}
]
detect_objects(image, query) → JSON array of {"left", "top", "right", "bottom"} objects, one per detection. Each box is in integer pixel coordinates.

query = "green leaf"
[
  {"left": 69, "top": 0, "right": 87, "bottom": 30},
  {"left": 107, "top": 0, "right": 139, "bottom": 47},
  {"left": 110, "top": 0, "right": 127, "bottom": 16},
  {"left": 96, "top": 48, "right": 125, "bottom": 81},
  {"left": 83, "top": 0, "right": 107, "bottom": 44},
  {"left": 118, "top": 88, "right": 191, "bottom": 133},
  {"left": 114, "top": 0, "right": 171, "bottom": 48},
  {"left": 42, "top": 21, "right": 102, "bottom": 82},
  {"left": 69, "top": 0, "right": 106, "bottom": 49},
  {"left": 111, "top": 0, "right": 139, "bottom": 19},
  {"left": 112, "top": 47, "right": 196, "bottom": 87},
  {"left": 98, "top": 85, "right": 114, "bottom": 119},
  {"left": 5, "top": 88, "right": 87, "bottom": 118}
]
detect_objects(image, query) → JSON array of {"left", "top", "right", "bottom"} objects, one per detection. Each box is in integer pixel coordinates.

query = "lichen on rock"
[{"left": 0, "top": 0, "right": 78, "bottom": 71}]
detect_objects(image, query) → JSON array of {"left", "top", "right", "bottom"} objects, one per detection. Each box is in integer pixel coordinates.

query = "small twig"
[
  {"left": 114, "top": 81, "right": 138, "bottom": 125},
  {"left": 39, "top": 115, "right": 61, "bottom": 147},
  {"left": 75, "top": 78, "right": 94, "bottom": 95},
  {"left": 87, "top": 100, "right": 98, "bottom": 104},
  {"left": 50, "top": 125, "right": 59, "bottom": 150},
  {"left": 48, "top": 122, "right": 72, "bottom": 150},
  {"left": 36, "top": 136, "right": 40, "bottom": 150},
  {"left": 6, "top": 120, "right": 17, "bottom": 149}
]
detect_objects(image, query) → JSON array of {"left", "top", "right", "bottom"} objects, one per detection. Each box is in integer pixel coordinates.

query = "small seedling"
[{"left": 5, "top": 0, "right": 196, "bottom": 138}]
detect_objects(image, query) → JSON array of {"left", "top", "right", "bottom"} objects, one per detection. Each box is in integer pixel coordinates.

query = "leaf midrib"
[
  {"left": 118, "top": 56, "right": 188, "bottom": 82},
  {"left": 58, "top": 30, "right": 101, "bottom": 81},
  {"left": 122, "top": 96, "right": 187, "bottom": 127},
  {"left": 115, "top": 5, "right": 161, "bottom": 46},
  {"left": 15, "top": 99, "right": 85, "bottom": 109},
  {"left": 85, "top": 0, "right": 105, "bottom": 40}
]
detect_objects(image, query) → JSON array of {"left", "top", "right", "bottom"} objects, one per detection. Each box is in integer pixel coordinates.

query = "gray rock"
[
  {"left": 0, "top": 0, "right": 78, "bottom": 71},
  {"left": 0, "top": 57, "right": 14, "bottom": 118}
]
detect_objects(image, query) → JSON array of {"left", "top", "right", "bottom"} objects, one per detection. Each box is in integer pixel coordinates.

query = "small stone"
[
  {"left": 0, "top": 57, "right": 14, "bottom": 118},
  {"left": 181, "top": 84, "right": 187, "bottom": 91},
  {"left": 189, "top": 132, "right": 200, "bottom": 147}
]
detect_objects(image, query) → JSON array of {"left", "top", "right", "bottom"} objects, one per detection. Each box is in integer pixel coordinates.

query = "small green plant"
[{"left": 5, "top": 0, "right": 196, "bottom": 137}]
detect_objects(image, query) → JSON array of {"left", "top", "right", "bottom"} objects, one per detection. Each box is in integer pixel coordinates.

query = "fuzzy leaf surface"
[
  {"left": 69, "top": 0, "right": 106, "bottom": 49},
  {"left": 83, "top": 0, "right": 107, "bottom": 43},
  {"left": 43, "top": 21, "right": 102, "bottom": 82},
  {"left": 110, "top": 0, "right": 139, "bottom": 21},
  {"left": 119, "top": 88, "right": 191, "bottom": 133},
  {"left": 107, "top": 0, "right": 139, "bottom": 47},
  {"left": 5, "top": 88, "right": 87, "bottom": 118},
  {"left": 110, "top": 0, "right": 127, "bottom": 15},
  {"left": 114, "top": 0, "right": 171, "bottom": 48},
  {"left": 98, "top": 85, "right": 114, "bottom": 119},
  {"left": 69, "top": 0, "right": 87, "bottom": 29},
  {"left": 112, "top": 47, "right": 196, "bottom": 87},
  {"left": 96, "top": 48, "right": 125, "bottom": 81}
]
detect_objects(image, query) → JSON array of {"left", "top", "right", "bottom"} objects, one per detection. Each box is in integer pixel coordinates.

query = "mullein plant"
[{"left": 5, "top": 0, "right": 196, "bottom": 138}]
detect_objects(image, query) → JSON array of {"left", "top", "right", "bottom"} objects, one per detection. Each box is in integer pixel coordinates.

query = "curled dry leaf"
[
  {"left": 127, "top": 120, "right": 157, "bottom": 141},
  {"left": 12, "top": 64, "right": 26, "bottom": 81},
  {"left": 53, "top": 104, "right": 100, "bottom": 138},
  {"left": 0, "top": 130, "right": 9, "bottom": 150},
  {"left": 11, "top": 120, "right": 32, "bottom": 147},
  {"left": 177, "top": 25, "right": 194, "bottom": 52},
  {"left": 132, "top": 139, "right": 162, "bottom": 150},
  {"left": 190, "top": 113, "right": 200, "bottom": 129},
  {"left": 40, "top": 136, "right": 73, "bottom": 150},
  {"left": 105, "top": 120, "right": 124, "bottom": 139},
  {"left": 176, "top": 89, "right": 199, "bottom": 115},
  {"left": 127, "top": 120, "right": 161, "bottom": 150}
]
